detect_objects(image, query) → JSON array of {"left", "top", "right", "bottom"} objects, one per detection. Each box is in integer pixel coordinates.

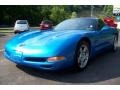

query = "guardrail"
[
  {"left": 0, "top": 27, "right": 39, "bottom": 30},
  {"left": 0, "top": 27, "right": 13, "bottom": 30},
  {"left": 0, "top": 27, "right": 40, "bottom": 33}
]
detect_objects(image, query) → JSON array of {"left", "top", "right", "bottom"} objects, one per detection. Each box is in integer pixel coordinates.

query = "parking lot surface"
[{"left": 0, "top": 33, "right": 120, "bottom": 85}]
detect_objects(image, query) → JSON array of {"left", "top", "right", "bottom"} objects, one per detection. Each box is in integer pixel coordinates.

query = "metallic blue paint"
[{"left": 4, "top": 18, "right": 119, "bottom": 70}]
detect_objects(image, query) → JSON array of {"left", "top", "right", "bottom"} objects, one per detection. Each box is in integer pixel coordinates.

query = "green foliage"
[
  {"left": 71, "top": 12, "right": 78, "bottom": 18},
  {"left": 50, "top": 6, "right": 70, "bottom": 24},
  {"left": 95, "top": 5, "right": 113, "bottom": 19},
  {"left": 0, "top": 5, "right": 113, "bottom": 27},
  {"left": 103, "top": 5, "right": 113, "bottom": 16}
]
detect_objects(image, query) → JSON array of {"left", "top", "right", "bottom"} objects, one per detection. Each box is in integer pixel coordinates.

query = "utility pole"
[{"left": 91, "top": 5, "right": 94, "bottom": 17}]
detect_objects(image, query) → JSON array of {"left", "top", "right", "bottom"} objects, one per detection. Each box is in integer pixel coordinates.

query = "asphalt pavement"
[{"left": 0, "top": 33, "right": 120, "bottom": 85}]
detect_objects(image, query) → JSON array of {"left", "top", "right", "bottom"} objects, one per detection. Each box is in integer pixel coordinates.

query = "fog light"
[{"left": 47, "top": 56, "right": 65, "bottom": 62}]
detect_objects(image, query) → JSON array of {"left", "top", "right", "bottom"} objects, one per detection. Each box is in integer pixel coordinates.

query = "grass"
[{"left": 0, "top": 29, "right": 13, "bottom": 33}]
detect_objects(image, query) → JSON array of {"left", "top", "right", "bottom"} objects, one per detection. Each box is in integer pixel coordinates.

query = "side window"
[
  {"left": 86, "top": 19, "right": 98, "bottom": 30},
  {"left": 98, "top": 19, "right": 105, "bottom": 30}
]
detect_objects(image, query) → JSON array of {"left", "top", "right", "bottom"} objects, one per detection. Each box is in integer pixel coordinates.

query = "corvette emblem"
[{"left": 19, "top": 43, "right": 25, "bottom": 47}]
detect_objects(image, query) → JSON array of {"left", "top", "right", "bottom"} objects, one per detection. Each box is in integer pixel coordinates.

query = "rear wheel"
[
  {"left": 75, "top": 41, "right": 90, "bottom": 70},
  {"left": 14, "top": 31, "right": 19, "bottom": 34},
  {"left": 112, "top": 36, "right": 118, "bottom": 51},
  {"left": 14, "top": 31, "right": 17, "bottom": 34}
]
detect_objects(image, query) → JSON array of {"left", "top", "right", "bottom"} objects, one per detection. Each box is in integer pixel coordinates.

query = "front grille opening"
[{"left": 24, "top": 57, "right": 46, "bottom": 62}]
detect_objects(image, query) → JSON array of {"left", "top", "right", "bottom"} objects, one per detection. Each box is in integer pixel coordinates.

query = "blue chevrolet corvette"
[{"left": 4, "top": 17, "right": 119, "bottom": 70}]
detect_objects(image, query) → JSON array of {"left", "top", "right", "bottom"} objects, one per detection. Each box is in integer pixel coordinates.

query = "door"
[{"left": 94, "top": 19, "right": 113, "bottom": 52}]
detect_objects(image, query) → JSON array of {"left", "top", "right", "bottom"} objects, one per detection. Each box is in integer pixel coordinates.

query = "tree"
[
  {"left": 0, "top": 5, "right": 110, "bottom": 27},
  {"left": 103, "top": 5, "right": 113, "bottom": 16},
  {"left": 71, "top": 12, "right": 78, "bottom": 18},
  {"left": 50, "top": 6, "right": 70, "bottom": 24}
]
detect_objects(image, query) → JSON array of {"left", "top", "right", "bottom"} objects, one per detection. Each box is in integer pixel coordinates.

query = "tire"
[
  {"left": 14, "top": 32, "right": 17, "bottom": 34},
  {"left": 14, "top": 31, "right": 18, "bottom": 34},
  {"left": 111, "top": 36, "right": 118, "bottom": 52},
  {"left": 75, "top": 41, "right": 90, "bottom": 70}
]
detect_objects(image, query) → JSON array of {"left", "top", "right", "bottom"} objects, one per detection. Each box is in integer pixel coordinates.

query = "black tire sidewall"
[{"left": 112, "top": 36, "right": 118, "bottom": 52}]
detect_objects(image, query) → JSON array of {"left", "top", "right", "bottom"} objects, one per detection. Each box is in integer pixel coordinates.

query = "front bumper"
[{"left": 4, "top": 50, "right": 71, "bottom": 70}]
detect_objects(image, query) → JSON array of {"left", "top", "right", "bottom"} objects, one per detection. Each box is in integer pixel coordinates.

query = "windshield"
[
  {"left": 17, "top": 20, "right": 27, "bottom": 24},
  {"left": 54, "top": 18, "right": 97, "bottom": 30}
]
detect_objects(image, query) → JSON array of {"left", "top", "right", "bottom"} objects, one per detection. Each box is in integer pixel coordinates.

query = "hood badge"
[{"left": 19, "top": 43, "right": 25, "bottom": 47}]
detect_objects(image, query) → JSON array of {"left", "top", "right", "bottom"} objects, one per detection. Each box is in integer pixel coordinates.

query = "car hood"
[{"left": 5, "top": 29, "right": 93, "bottom": 56}]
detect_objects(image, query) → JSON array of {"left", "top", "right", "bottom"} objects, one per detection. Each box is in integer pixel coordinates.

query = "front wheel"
[{"left": 75, "top": 41, "right": 90, "bottom": 70}]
